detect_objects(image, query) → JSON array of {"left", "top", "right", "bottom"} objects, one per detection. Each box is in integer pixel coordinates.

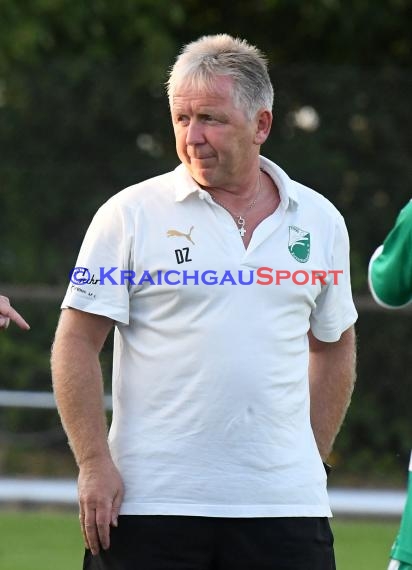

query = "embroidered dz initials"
[{"left": 175, "top": 248, "right": 192, "bottom": 264}]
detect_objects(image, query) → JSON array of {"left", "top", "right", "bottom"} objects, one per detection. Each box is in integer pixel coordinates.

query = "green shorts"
[{"left": 391, "top": 470, "right": 412, "bottom": 565}]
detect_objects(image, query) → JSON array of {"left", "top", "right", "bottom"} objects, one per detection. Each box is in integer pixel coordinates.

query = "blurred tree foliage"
[{"left": 1, "top": 0, "right": 412, "bottom": 481}]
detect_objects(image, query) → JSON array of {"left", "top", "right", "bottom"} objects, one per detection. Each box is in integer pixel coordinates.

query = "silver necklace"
[{"left": 210, "top": 172, "right": 262, "bottom": 237}]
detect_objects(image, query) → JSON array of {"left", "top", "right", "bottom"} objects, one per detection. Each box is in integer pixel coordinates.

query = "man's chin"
[{"left": 188, "top": 167, "right": 218, "bottom": 188}]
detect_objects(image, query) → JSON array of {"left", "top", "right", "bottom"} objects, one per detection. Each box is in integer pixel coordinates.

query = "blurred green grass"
[
  {"left": 0, "top": 510, "right": 82, "bottom": 570},
  {"left": 0, "top": 510, "right": 399, "bottom": 570},
  {"left": 332, "top": 518, "right": 397, "bottom": 568}
]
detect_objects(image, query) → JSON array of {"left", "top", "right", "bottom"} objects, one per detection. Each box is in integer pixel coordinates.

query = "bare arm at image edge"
[
  {"left": 309, "top": 325, "right": 357, "bottom": 461},
  {"left": 368, "top": 201, "right": 412, "bottom": 308},
  {"left": 51, "top": 308, "right": 123, "bottom": 555}
]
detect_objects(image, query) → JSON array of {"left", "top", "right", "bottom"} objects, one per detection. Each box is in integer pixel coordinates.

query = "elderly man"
[{"left": 51, "top": 34, "right": 357, "bottom": 570}]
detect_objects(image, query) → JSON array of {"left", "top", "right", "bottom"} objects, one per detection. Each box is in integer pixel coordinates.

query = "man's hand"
[
  {"left": 0, "top": 295, "right": 30, "bottom": 330},
  {"left": 78, "top": 456, "right": 124, "bottom": 555}
]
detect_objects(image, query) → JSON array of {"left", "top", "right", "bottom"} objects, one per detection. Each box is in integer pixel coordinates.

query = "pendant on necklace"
[{"left": 237, "top": 216, "right": 246, "bottom": 237}]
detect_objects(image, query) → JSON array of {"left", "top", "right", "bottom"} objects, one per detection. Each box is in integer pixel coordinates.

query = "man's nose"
[{"left": 186, "top": 120, "right": 205, "bottom": 145}]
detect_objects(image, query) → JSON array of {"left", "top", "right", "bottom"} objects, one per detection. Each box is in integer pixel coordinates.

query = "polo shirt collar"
[
  {"left": 173, "top": 156, "right": 300, "bottom": 209},
  {"left": 173, "top": 164, "right": 203, "bottom": 202},
  {"left": 259, "top": 155, "right": 299, "bottom": 210}
]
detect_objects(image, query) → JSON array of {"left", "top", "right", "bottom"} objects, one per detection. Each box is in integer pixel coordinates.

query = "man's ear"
[{"left": 254, "top": 109, "right": 272, "bottom": 145}]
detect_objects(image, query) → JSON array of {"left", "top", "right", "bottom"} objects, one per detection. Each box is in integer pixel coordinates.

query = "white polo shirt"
[{"left": 62, "top": 156, "right": 357, "bottom": 517}]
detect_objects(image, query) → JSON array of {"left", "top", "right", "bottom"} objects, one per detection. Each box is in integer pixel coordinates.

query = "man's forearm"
[
  {"left": 309, "top": 326, "right": 357, "bottom": 460},
  {"left": 51, "top": 310, "right": 123, "bottom": 555},
  {"left": 51, "top": 327, "right": 110, "bottom": 466}
]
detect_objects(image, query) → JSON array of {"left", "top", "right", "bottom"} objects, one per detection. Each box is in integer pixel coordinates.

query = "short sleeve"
[
  {"left": 61, "top": 199, "right": 133, "bottom": 325},
  {"left": 310, "top": 214, "right": 358, "bottom": 342},
  {"left": 368, "top": 200, "right": 412, "bottom": 308}
]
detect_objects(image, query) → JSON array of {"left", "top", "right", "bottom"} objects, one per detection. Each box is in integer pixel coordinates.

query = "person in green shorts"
[{"left": 368, "top": 200, "right": 412, "bottom": 570}]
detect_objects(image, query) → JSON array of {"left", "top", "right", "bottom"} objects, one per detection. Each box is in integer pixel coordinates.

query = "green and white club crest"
[{"left": 288, "top": 226, "right": 310, "bottom": 263}]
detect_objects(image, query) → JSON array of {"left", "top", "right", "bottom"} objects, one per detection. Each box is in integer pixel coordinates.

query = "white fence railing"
[
  {"left": 0, "top": 478, "right": 406, "bottom": 516},
  {"left": 0, "top": 390, "right": 406, "bottom": 516},
  {"left": 0, "top": 390, "right": 112, "bottom": 410}
]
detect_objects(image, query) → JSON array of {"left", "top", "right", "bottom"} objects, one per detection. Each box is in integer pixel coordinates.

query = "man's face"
[{"left": 171, "top": 76, "right": 263, "bottom": 189}]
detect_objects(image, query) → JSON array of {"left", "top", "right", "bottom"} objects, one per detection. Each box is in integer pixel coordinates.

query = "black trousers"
[{"left": 83, "top": 515, "right": 336, "bottom": 570}]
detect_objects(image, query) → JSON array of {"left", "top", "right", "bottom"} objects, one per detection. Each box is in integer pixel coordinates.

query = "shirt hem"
[
  {"left": 390, "top": 547, "right": 412, "bottom": 566},
  {"left": 311, "top": 314, "right": 357, "bottom": 342},
  {"left": 119, "top": 502, "right": 332, "bottom": 518},
  {"left": 368, "top": 246, "right": 412, "bottom": 309},
  {"left": 61, "top": 301, "right": 129, "bottom": 325}
]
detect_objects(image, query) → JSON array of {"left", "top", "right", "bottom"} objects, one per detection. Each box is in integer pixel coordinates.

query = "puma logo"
[{"left": 167, "top": 226, "right": 195, "bottom": 245}]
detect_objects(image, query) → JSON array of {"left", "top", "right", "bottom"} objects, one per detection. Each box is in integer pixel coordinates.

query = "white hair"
[{"left": 167, "top": 34, "right": 274, "bottom": 120}]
